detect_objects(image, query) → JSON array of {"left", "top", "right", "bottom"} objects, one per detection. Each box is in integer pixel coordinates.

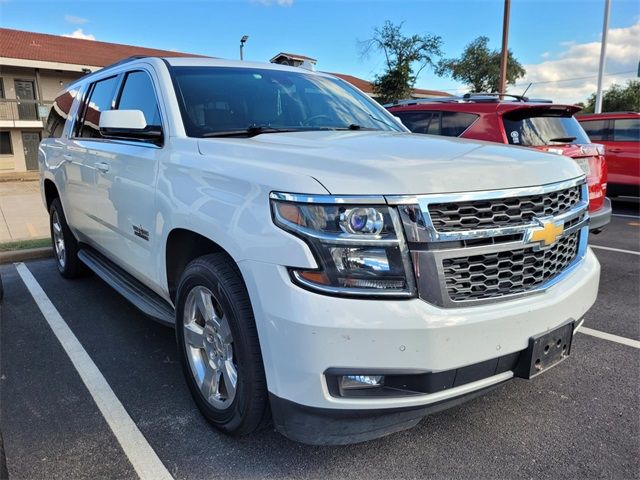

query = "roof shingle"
[{"left": 0, "top": 27, "right": 203, "bottom": 67}]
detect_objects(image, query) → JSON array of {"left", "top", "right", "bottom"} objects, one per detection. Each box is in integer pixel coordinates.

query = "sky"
[{"left": 1, "top": 0, "right": 638, "bottom": 104}]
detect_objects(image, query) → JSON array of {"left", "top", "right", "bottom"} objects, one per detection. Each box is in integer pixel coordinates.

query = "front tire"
[
  {"left": 49, "top": 198, "right": 86, "bottom": 278},
  {"left": 175, "top": 253, "right": 269, "bottom": 436}
]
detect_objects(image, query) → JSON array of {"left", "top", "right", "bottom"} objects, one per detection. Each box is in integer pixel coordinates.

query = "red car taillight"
[{"left": 585, "top": 155, "right": 607, "bottom": 212}]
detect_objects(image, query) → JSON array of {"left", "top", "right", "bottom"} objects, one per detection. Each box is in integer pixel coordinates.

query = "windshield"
[
  {"left": 502, "top": 109, "right": 590, "bottom": 146},
  {"left": 171, "top": 66, "right": 404, "bottom": 137}
]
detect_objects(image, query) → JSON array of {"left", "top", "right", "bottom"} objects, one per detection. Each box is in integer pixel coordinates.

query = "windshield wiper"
[
  {"left": 201, "top": 125, "right": 303, "bottom": 138},
  {"left": 341, "top": 124, "right": 381, "bottom": 131},
  {"left": 548, "top": 136, "right": 577, "bottom": 143}
]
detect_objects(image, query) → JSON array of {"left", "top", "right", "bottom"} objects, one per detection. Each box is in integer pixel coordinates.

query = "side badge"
[{"left": 133, "top": 225, "right": 149, "bottom": 241}]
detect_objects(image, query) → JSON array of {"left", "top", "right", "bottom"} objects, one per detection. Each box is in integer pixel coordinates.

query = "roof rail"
[
  {"left": 462, "top": 92, "right": 529, "bottom": 102},
  {"left": 383, "top": 97, "right": 464, "bottom": 108},
  {"left": 384, "top": 93, "right": 557, "bottom": 108},
  {"left": 100, "top": 55, "right": 152, "bottom": 71}
]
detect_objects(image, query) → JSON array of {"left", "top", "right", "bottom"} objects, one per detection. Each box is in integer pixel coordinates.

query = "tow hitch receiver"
[{"left": 516, "top": 321, "right": 574, "bottom": 379}]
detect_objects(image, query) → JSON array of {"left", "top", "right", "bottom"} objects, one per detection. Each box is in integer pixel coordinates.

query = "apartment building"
[{"left": 0, "top": 28, "right": 199, "bottom": 173}]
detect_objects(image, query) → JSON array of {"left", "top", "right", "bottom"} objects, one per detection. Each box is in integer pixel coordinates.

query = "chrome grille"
[
  {"left": 442, "top": 231, "right": 580, "bottom": 302},
  {"left": 388, "top": 177, "right": 590, "bottom": 307},
  {"left": 428, "top": 185, "right": 581, "bottom": 232}
]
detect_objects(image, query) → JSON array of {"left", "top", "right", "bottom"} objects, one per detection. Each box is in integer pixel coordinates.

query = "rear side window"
[
  {"left": 613, "top": 118, "right": 640, "bottom": 142},
  {"left": 396, "top": 111, "right": 477, "bottom": 137},
  {"left": 503, "top": 109, "right": 590, "bottom": 146},
  {"left": 579, "top": 119, "right": 609, "bottom": 141},
  {"left": 441, "top": 112, "right": 478, "bottom": 136},
  {"left": 78, "top": 76, "right": 119, "bottom": 139},
  {"left": 116, "top": 71, "right": 161, "bottom": 127},
  {"left": 395, "top": 112, "right": 433, "bottom": 134},
  {"left": 45, "top": 90, "right": 75, "bottom": 138}
]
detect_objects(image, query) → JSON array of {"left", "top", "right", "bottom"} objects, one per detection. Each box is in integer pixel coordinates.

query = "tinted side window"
[
  {"left": 116, "top": 71, "right": 161, "bottom": 127},
  {"left": 613, "top": 118, "right": 640, "bottom": 142},
  {"left": 395, "top": 112, "right": 433, "bottom": 134},
  {"left": 45, "top": 90, "right": 75, "bottom": 138},
  {"left": 441, "top": 112, "right": 478, "bottom": 137},
  {"left": 579, "top": 119, "right": 609, "bottom": 141},
  {"left": 79, "top": 76, "right": 119, "bottom": 139}
]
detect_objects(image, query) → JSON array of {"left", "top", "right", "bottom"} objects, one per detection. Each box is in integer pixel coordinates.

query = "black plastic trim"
[
  {"left": 269, "top": 381, "right": 508, "bottom": 445},
  {"left": 78, "top": 247, "right": 175, "bottom": 326}
]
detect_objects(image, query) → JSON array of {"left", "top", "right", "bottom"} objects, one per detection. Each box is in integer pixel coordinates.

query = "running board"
[{"left": 78, "top": 248, "right": 175, "bottom": 326}]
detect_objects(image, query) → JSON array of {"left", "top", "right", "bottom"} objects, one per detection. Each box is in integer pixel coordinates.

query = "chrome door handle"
[
  {"left": 95, "top": 161, "right": 110, "bottom": 173},
  {"left": 63, "top": 154, "right": 73, "bottom": 161}
]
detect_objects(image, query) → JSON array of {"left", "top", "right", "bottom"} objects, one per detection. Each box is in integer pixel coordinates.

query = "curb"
[
  {"left": 0, "top": 172, "right": 39, "bottom": 183},
  {"left": 0, "top": 247, "right": 53, "bottom": 264}
]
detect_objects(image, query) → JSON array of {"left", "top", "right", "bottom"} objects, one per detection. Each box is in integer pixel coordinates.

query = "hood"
[{"left": 198, "top": 131, "right": 584, "bottom": 196}]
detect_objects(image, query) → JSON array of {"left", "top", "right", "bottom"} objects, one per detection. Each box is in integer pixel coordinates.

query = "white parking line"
[
  {"left": 15, "top": 263, "right": 173, "bottom": 480},
  {"left": 612, "top": 213, "right": 640, "bottom": 219},
  {"left": 578, "top": 326, "right": 640, "bottom": 349},
  {"left": 590, "top": 245, "right": 640, "bottom": 256}
]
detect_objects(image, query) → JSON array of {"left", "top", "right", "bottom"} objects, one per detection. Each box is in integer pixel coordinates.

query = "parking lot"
[{"left": 1, "top": 200, "right": 638, "bottom": 480}]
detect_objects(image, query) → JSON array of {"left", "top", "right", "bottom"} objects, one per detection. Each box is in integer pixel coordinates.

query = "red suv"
[
  {"left": 578, "top": 112, "right": 639, "bottom": 198},
  {"left": 387, "top": 94, "right": 611, "bottom": 232}
]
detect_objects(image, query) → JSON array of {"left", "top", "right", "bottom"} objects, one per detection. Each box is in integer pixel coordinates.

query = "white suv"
[{"left": 39, "top": 56, "right": 600, "bottom": 445}]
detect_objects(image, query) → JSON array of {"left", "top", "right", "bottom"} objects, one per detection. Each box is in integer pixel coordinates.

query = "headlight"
[{"left": 270, "top": 193, "right": 416, "bottom": 298}]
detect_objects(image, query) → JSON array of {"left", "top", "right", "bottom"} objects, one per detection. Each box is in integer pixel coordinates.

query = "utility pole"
[
  {"left": 498, "top": 0, "right": 511, "bottom": 95},
  {"left": 595, "top": 0, "right": 611, "bottom": 113},
  {"left": 240, "top": 35, "right": 249, "bottom": 61}
]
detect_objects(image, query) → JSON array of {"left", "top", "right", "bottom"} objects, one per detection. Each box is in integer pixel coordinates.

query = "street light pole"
[
  {"left": 595, "top": 0, "right": 611, "bottom": 113},
  {"left": 498, "top": 0, "right": 511, "bottom": 95},
  {"left": 240, "top": 35, "right": 249, "bottom": 61}
]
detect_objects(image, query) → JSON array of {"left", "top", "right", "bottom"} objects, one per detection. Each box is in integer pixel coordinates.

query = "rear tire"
[
  {"left": 175, "top": 253, "right": 269, "bottom": 436},
  {"left": 49, "top": 198, "right": 87, "bottom": 278}
]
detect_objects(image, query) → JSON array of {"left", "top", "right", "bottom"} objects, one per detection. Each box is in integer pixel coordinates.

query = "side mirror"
[{"left": 99, "top": 110, "right": 162, "bottom": 141}]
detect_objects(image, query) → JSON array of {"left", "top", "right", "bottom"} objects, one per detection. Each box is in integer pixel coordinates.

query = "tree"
[
  {"left": 581, "top": 80, "right": 640, "bottom": 113},
  {"left": 360, "top": 21, "right": 442, "bottom": 104},
  {"left": 435, "top": 36, "right": 525, "bottom": 93}
]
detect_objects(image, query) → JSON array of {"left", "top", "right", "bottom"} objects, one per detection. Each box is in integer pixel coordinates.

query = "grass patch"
[{"left": 0, "top": 237, "right": 52, "bottom": 252}]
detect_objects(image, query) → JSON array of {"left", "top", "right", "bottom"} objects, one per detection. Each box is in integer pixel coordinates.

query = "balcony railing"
[{"left": 0, "top": 98, "right": 53, "bottom": 124}]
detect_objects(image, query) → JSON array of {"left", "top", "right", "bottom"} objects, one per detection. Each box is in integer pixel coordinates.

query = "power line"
[
  {"left": 513, "top": 70, "right": 635, "bottom": 87},
  {"left": 428, "top": 69, "right": 636, "bottom": 92}
]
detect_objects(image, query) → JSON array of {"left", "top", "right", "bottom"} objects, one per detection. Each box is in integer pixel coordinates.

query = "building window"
[
  {"left": 0, "top": 131, "right": 12, "bottom": 155},
  {"left": 0, "top": 78, "right": 5, "bottom": 99}
]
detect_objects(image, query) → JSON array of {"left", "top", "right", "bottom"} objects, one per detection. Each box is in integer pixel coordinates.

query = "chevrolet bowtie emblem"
[{"left": 529, "top": 220, "right": 564, "bottom": 247}]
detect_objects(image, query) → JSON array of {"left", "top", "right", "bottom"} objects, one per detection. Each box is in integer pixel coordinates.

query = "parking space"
[{"left": 1, "top": 201, "right": 638, "bottom": 479}]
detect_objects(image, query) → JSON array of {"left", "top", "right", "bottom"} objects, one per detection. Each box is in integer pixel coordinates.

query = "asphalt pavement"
[{"left": 1, "top": 199, "right": 638, "bottom": 480}]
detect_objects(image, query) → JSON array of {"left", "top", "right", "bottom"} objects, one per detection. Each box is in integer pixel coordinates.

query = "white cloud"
[
  {"left": 251, "top": 0, "right": 293, "bottom": 6},
  {"left": 64, "top": 14, "right": 88, "bottom": 24},
  {"left": 62, "top": 28, "right": 95, "bottom": 41},
  {"left": 509, "top": 22, "right": 640, "bottom": 104}
]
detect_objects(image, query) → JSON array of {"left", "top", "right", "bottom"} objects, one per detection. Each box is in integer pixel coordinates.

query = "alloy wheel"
[{"left": 183, "top": 285, "right": 238, "bottom": 409}]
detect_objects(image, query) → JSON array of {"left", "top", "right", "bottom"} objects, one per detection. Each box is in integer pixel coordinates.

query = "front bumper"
[
  {"left": 589, "top": 197, "right": 612, "bottom": 232},
  {"left": 239, "top": 248, "right": 600, "bottom": 442}
]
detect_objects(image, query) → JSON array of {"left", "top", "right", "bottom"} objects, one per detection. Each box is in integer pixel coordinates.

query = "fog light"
[{"left": 340, "top": 375, "right": 384, "bottom": 390}]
